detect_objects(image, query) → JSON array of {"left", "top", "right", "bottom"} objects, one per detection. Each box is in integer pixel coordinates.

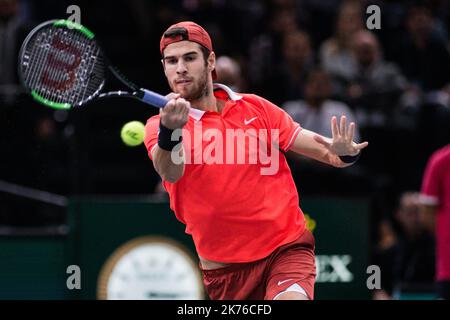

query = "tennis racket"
[{"left": 18, "top": 19, "right": 169, "bottom": 110}]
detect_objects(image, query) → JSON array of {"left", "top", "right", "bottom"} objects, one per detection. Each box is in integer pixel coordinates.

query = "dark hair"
[
  {"left": 163, "top": 27, "right": 189, "bottom": 40},
  {"left": 198, "top": 45, "right": 211, "bottom": 65},
  {"left": 162, "top": 26, "right": 211, "bottom": 64}
]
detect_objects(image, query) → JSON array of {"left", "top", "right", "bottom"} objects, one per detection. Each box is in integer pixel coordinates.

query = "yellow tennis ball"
[{"left": 121, "top": 121, "right": 145, "bottom": 147}]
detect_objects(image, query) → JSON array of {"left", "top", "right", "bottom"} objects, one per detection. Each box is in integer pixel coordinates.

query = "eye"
[
  {"left": 185, "top": 55, "right": 195, "bottom": 62},
  {"left": 166, "top": 58, "right": 177, "bottom": 65}
]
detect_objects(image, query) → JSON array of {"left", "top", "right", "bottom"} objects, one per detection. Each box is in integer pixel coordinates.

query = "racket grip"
[{"left": 140, "top": 89, "right": 169, "bottom": 108}]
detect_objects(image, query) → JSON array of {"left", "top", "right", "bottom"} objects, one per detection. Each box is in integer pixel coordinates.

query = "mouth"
[{"left": 175, "top": 79, "right": 193, "bottom": 86}]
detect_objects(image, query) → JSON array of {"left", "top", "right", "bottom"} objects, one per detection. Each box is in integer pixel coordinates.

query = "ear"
[
  {"left": 208, "top": 51, "right": 216, "bottom": 73},
  {"left": 161, "top": 58, "right": 168, "bottom": 76}
]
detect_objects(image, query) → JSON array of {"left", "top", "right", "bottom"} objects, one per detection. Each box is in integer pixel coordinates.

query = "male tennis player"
[{"left": 144, "top": 21, "right": 368, "bottom": 300}]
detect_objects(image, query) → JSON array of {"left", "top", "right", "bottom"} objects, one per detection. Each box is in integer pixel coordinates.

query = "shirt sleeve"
[
  {"left": 257, "top": 95, "right": 302, "bottom": 152},
  {"left": 144, "top": 115, "right": 160, "bottom": 161},
  {"left": 420, "top": 151, "right": 442, "bottom": 205}
]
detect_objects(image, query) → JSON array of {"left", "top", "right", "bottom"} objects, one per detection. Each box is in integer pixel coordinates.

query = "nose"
[{"left": 176, "top": 60, "right": 187, "bottom": 75}]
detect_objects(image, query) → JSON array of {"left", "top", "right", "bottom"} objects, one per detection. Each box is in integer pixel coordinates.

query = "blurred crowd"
[{"left": 1, "top": 0, "right": 449, "bottom": 299}]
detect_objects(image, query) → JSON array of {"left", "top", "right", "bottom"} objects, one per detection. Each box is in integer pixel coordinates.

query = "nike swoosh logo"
[
  {"left": 277, "top": 279, "right": 294, "bottom": 286},
  {"left": 244, "top": 117, "right": 258, "bottom": 125}
]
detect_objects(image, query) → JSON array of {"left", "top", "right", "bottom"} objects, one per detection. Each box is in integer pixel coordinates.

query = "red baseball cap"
[{"left": 160, "top": 21, "right": 217, "bottom": 80}]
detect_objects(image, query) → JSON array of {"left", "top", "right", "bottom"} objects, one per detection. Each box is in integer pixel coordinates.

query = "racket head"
[{"left": 18, "top": 19, "right": 106, "bottom": 109}]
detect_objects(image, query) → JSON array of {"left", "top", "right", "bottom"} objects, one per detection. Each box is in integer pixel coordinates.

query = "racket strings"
[
  {"left": 70, "top": 30, "right": 99, "bottom": 104},
  {"left": 56, "top": 28, "right": 79, "bottom": 103},
  {"left": 22, "top": 26, "right": 105, "bottom": 106},
  {"left": 77, "top": 46, "right": 104, "bottom": 105},
  {"left": 47, "top": 28, "right": 71, "bottom": 103},
  {"left": 26, "top": 28, "right": 69, "bottom": 101},
  {"left": 26, "top": 31, "right": 50, "bottom": 97}
]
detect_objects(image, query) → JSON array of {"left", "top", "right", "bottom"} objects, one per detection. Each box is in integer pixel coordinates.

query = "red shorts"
[{"left": 200, "top": 229, "right": 316, "bottom": 300}]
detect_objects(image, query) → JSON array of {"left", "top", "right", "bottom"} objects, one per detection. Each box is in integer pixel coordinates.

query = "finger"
[
  {"left": 355, "top": 141, "right": 369, "bottom": 150},
  {"left": 331, "top": 116, "right": 339, "bottom": 139},
  {"left": 163, "top": 99, "right": 176, "bottom": 112},
  {"left": 347, "top": 122, "right": 355, "bottom": 142},
  {"left": 175, "top": 98, "right": 189, "bottom": 113},
  {"left": 172, "top": 99, "right": 183, "bottom": 113},
  {"left": 165, "top": 92, "right": 180, "bottom": 100},
  {"left": 181, "top": 102, "right": 189, "bottom": 114},
  {"left": 340, "top": 115, "right": 346, "bottom": 139},
  {"left": 314, "top": 135, "right": 331, "bottom": 147},
  {"left": 164, "top": 93, "right": 180, "bottom": 110},
  {"left": 182, "top": 104, "right": 190, "bottom": 119}
]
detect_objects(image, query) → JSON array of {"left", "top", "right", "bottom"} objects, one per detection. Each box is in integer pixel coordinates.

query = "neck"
[
  {"left": 189, "top": 87, "right": 226, "bottom": 113},
  {"left": 191, "top": 91, "right": 216, "bottom": 111}
]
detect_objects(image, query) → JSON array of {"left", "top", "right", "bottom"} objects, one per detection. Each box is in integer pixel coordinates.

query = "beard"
[{"left": 172, "top": 68, "right": 209, "bottom": 101}]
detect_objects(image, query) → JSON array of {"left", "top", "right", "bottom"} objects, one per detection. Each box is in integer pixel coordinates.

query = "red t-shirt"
[
  {"left": 145, "top": 84, "right": 305, "bottom": 262},
  {"left": 421, "top": 144, "right": 450, "bottom": 281}
]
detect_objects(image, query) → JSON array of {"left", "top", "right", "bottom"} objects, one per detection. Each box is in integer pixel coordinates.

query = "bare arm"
[
  {"left": 152, "top": 145, "right": 185, "bottom": 183},
  {"left": 152, "top": 93, "right": 190, "bottom": 183},
  {"left": 290, "top": 116, "right": 369, "bottom": 168}
]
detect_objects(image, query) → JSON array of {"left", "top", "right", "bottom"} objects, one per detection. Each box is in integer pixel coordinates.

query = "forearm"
[
  {"left": 152, "top": 145, "right": 185, "bottom": 183},
  {"left": 152, "top": 94, "right": 190, "bottom": 183}
]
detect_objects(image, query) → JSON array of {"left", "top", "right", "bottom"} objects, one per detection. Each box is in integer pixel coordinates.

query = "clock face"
[{"left": 97, "top": 237, "right": 204, "bottom": 300}]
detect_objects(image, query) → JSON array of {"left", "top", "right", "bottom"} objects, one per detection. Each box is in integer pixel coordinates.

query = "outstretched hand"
[{"left": 313, "top": 116, "right": 368, "bottom": 156}]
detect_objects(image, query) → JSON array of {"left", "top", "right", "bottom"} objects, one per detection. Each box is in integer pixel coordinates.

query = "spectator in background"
[
  {"left": 420, "top": 144, "right": 450, "bottom": 300},
  {"left": 283, "top": 68, "right": 368, "bottom": 196},
  {"left": 394, "top": 5, "right": 450, "bottom": 97},
  {"left": 372, "top": 218, "right": 398, "bottom": 299},
  {"left": 391, "top": 192, "right": 435, "bottom": 298},
  {"left": 373, "top": 192, "right": 435, "bottom": 299},
  {"left": 0, "top": 0, "right": 30, "bottom": 106},
  {"left": 30, "top": 115, "right": 69, "bottom": 194},
  {"left": 248, "top": 4, "right": 299, "bottom": 101},
  {"left": 343, "top": 30, "right": 407, "bottom": 127},
  {"left": 215, "top": 55, "right": 244, "bottom": 92},
  {"left": 283, "top": 68, "right": 359, "bottom": 142},
  {"left": 319, "top": 0, "right": 363, "bottom": 86},
  {"left": 263, "top": 30, "right": 314, "bottom": 104},
  {"left": 395, "top": 4, "right": 450, "bottom": 114}
]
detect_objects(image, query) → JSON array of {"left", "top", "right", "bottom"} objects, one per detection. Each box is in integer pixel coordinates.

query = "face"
[
  {"left": 162, "top": 41, "right": 214, "bottom": 101},
  {"left": 337, "top": 4, "right": 363, "bottom": 37},
  {"left": 271, "top": 9, "right": 297, "bottom": 34},
  {"left": 305, "top": 72, "right": 331, "bottom": 105},
  {"left": 396, "top": 194, "right": 422, "bottom": 236},
  {"left": 282, "top": 32, "right": 311, "bottom": 65},
  {"left": 353, "top": 33, "right": 378, "bottom": 66},
  {"left": 407, "top": 8, "right": 432, "bottom": 36},
  {"left": 215, "top": 56, "right": 241, "bottom": 89},
  {"left": 397, "top": 205, "right": 421, "bottom": 235}
]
